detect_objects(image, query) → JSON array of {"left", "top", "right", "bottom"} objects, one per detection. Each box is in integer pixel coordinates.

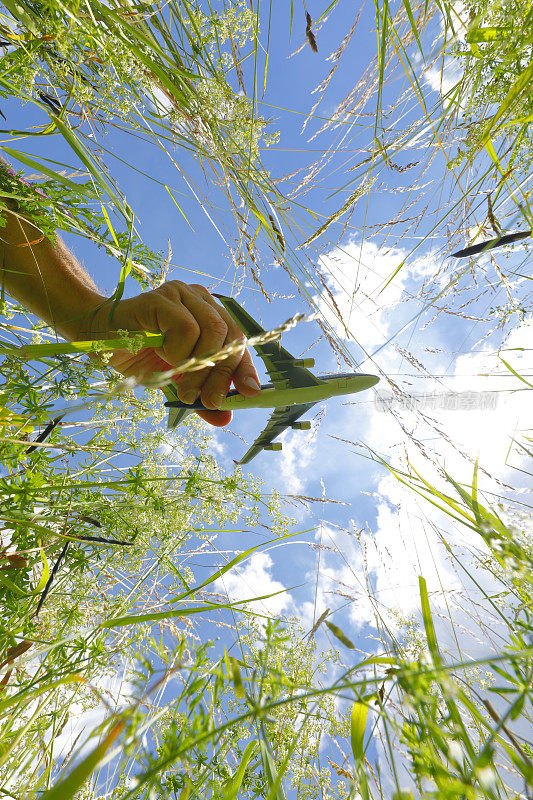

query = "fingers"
[
  {"left": 107, "top": 348, "right": 162, "bottom": 385},
  {"left": 164, "top": 287, "right": 230, "bottom": 407},
  {"left": 176, "top": 285, "right": 261, "bottom": 410},
  {"left": 231, "top": 347, "right": 262, "bottom": 397},
  {"left": 105, "top": 281, "right": 261, "bottom": 421},
  {"left": 196, "top": 408, "right": 232, "bottom": 427},
  {"left": 192, "top": 286, "right": 261, "bottom": 402},
  {"left": 109, "top": 288, "right": 203, "bottom": 367}
]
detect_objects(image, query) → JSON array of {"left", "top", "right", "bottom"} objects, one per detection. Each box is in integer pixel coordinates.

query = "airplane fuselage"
[{"left": 168, "top": 373, "right": 379, "bottom": 412}]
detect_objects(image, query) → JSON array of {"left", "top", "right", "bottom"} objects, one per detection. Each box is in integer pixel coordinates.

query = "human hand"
[{"left": 88, "top": 281, "right": 261, "bottom": 427}]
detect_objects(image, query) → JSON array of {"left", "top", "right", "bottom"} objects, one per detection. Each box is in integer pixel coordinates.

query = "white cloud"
[
  {"left": 51, "top": 666, "right": 135, "bottom": 759},
  {"left": 0, "top": 659, "right": 137, "bottom": 794},
  {"left": 206, "top": 427, "right": 226, "bottom": 459},
  {"left": 424, "top": 59, "right": 462, "bottom": 96},
  {"left": 313, "top": 239, "right": 435, "bottom": 352},
  {"left": 215, "top": 552, "right": 292, "bottom": 617},
  {"left": 343, "top": 326, "right": 530, "bottom": 634},
  {"left": 369, "top": 319, "right": 533, "bottom": 484},
  {"left": 303, "top": 242, "right": 532, "bottom": 653},
  {"left": 304, "top": 484, "right": 506, "bottom": 661},
  {"left": 420, "top": 1, "right": 466, "bottom": 96},
  {"left": 277, "top": 427, "right": 317, "bottom": 494},
  {"left": 156, "top": 436, "right": 173, "bottom": 457}
]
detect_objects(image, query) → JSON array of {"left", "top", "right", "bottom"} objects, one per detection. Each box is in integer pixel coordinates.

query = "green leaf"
[
  {"left": 230, "top": 656, "right": 245, "bottom": 699},
  {"left": 0, "top": 674, "right": 83, "bottom": 713},
  {"left": 0, "top": 0, "right": 39, "bottom": 34},
  {"left": 484, "top": 137, "right": 505, "bottom": 177},
  {"left": 510, "top": 692, "right": 527, "bottom": 720},
  {"left": 402, "top": 0, "right": 424, "bottom": 57},
  {"left": 0, "top": 333, "right": 164, "bottom": 358},
  {"left": 471, "top": 460, "right": 481, "bottom": 527},
  {"left": 350, "top": 701, "right": 368, "bottom": 762},
  {"left": 485, "top": 62, "right": 533, "bottom": 140},
  {"left": 50, "top": 115, "right": 130, "bottom": 221},
  {"left": 467, "top": 26, "right": 510, "bottom": 42},
  {"left": 379, "top": 259, "right": 405, "bottom": 294},
  {"left": 355, "top": 654, "right": 396, "bottom": 669},
  {"left": 170, "top": 535, "right": 298, "bottom": 606},
  {"left": 419, "top": 575, "right": 441, "bottom": 665},
  {"left": 223, "top": 741, "right": 257, "bottom": 800},
  {"left": 263, "top": 52, "right": 269, "bottom": 97},
  {"left": 101, "top": 588, "right": 288, "bottom": 628},
  {"left": 508, "top": 749, "right": 533, "bottom": 785},
  {"left": 179, "top": 783, "right": 191, "bottom": 800},
  {"left": 259, "top": 740, "right": 286, "bottom": 800},
  {"left": 165, "top": 185, "right": 195, "bottom": 231},
  {"left": 376, "top": 0, "right": 389, "bottom": 132},
  {"left": 0, "top": 572, "right": 26, "bottom": 596},
  {"left": 500, "top": 356, "right": 533, "bottom": 389},
  {"left": 325, "top": 620, "right": 355, "bottom": 649},
  {"left": 100, "top": 203, "right": 120, "bottom": 249},
  {"left": 108, "top": 225, "right": 133, "bottom": 310},
  {"left": 33, "top": 540, "right": 49, "bottom": 594},
  {"left": 316, "top": 0, "right": 342, "bottom": 25},
  {"left": 1, "top": 147, "right": 97, "bottom": 198}
]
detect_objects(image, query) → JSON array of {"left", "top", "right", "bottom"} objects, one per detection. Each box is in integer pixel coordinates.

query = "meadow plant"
[{"left": 0, "top": 0, "right": 532, "bottom": 798}]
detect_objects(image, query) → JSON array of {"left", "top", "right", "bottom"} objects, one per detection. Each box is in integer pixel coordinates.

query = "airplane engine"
[
  {"left": 291, "top": 421, "right": 311, "bottom": 430},
  {"left": 263, "top": 443, "right": 282, "bottom": 451}
]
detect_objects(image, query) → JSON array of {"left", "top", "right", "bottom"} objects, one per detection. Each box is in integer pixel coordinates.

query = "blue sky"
[
  {"left": 3, "top": 0, "right": 533, "bottom": 789},
  {"left": 5, "top": 0, "right": 531, "bottom": 652}
]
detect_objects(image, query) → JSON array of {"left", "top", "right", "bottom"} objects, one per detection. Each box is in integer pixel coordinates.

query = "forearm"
[{"left": 0, "top": 201, "right": 106, "bottom": 340}]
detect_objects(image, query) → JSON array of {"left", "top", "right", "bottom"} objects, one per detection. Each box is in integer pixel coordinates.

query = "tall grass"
[
  {"left": 0, "top": 312, "right": 300, "bottom": 797},
  {"left": 0, "top": 0, "right": 532, "bottom": 798}
]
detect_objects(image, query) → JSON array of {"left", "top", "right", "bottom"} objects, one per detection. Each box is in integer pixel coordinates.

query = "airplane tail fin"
[
  {"left": 213, "top": 295, "right": 265, "bottom": 337},
  {"left": 161, "top": 383, "right": 194, "bottom": 429},
  {"left": 168, "top": 406, "right": 194, "bottom": 429}
]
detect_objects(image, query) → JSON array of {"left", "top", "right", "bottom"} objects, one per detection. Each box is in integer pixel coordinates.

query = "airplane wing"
[
  {"left": 216, "top": 295, "right": 322, "bottom": 389},
  {"left": 239, "top": 402, "right": 316, "bottom": 465},
  {"left": 163, "top": 296, "right": 319, "bottom": 454}
]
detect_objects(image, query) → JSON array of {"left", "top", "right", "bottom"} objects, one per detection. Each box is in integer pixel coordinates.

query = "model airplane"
[{"left": 163, "top": 296, "right": 379, "bottom": 464}]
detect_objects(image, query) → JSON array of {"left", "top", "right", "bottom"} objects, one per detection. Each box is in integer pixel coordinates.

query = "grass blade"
[
  {"left": 350, "top": 701, "right": 369, "bottom": 762},
  {"left": 418, "top": 575, "right": 440, "bottom": 666},
  {"left": 40, "top": 718, "right": 126, "bottom": 800}
]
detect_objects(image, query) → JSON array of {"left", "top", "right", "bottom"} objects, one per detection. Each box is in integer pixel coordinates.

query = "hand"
[{"left": 88, "top": 281, "right": 261, "bottom": 427}]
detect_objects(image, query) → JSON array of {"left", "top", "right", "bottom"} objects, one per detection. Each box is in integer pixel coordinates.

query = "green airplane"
[{"left": 163, "top": 295, "right": 379, "bottom": 464}]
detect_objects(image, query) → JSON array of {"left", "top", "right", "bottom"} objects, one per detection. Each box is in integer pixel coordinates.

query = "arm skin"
[{"left": 0, "top": 185, "right": 261, "bottom": 427}]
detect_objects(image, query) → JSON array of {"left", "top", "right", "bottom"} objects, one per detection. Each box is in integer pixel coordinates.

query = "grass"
[{"left": 0, "top": 0, "right": 532, "bottom": 798}]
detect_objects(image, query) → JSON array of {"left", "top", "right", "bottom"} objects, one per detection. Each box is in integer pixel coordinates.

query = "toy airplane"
[{"left": 163, "top": 296, "right": 379, "bottom": 464}]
